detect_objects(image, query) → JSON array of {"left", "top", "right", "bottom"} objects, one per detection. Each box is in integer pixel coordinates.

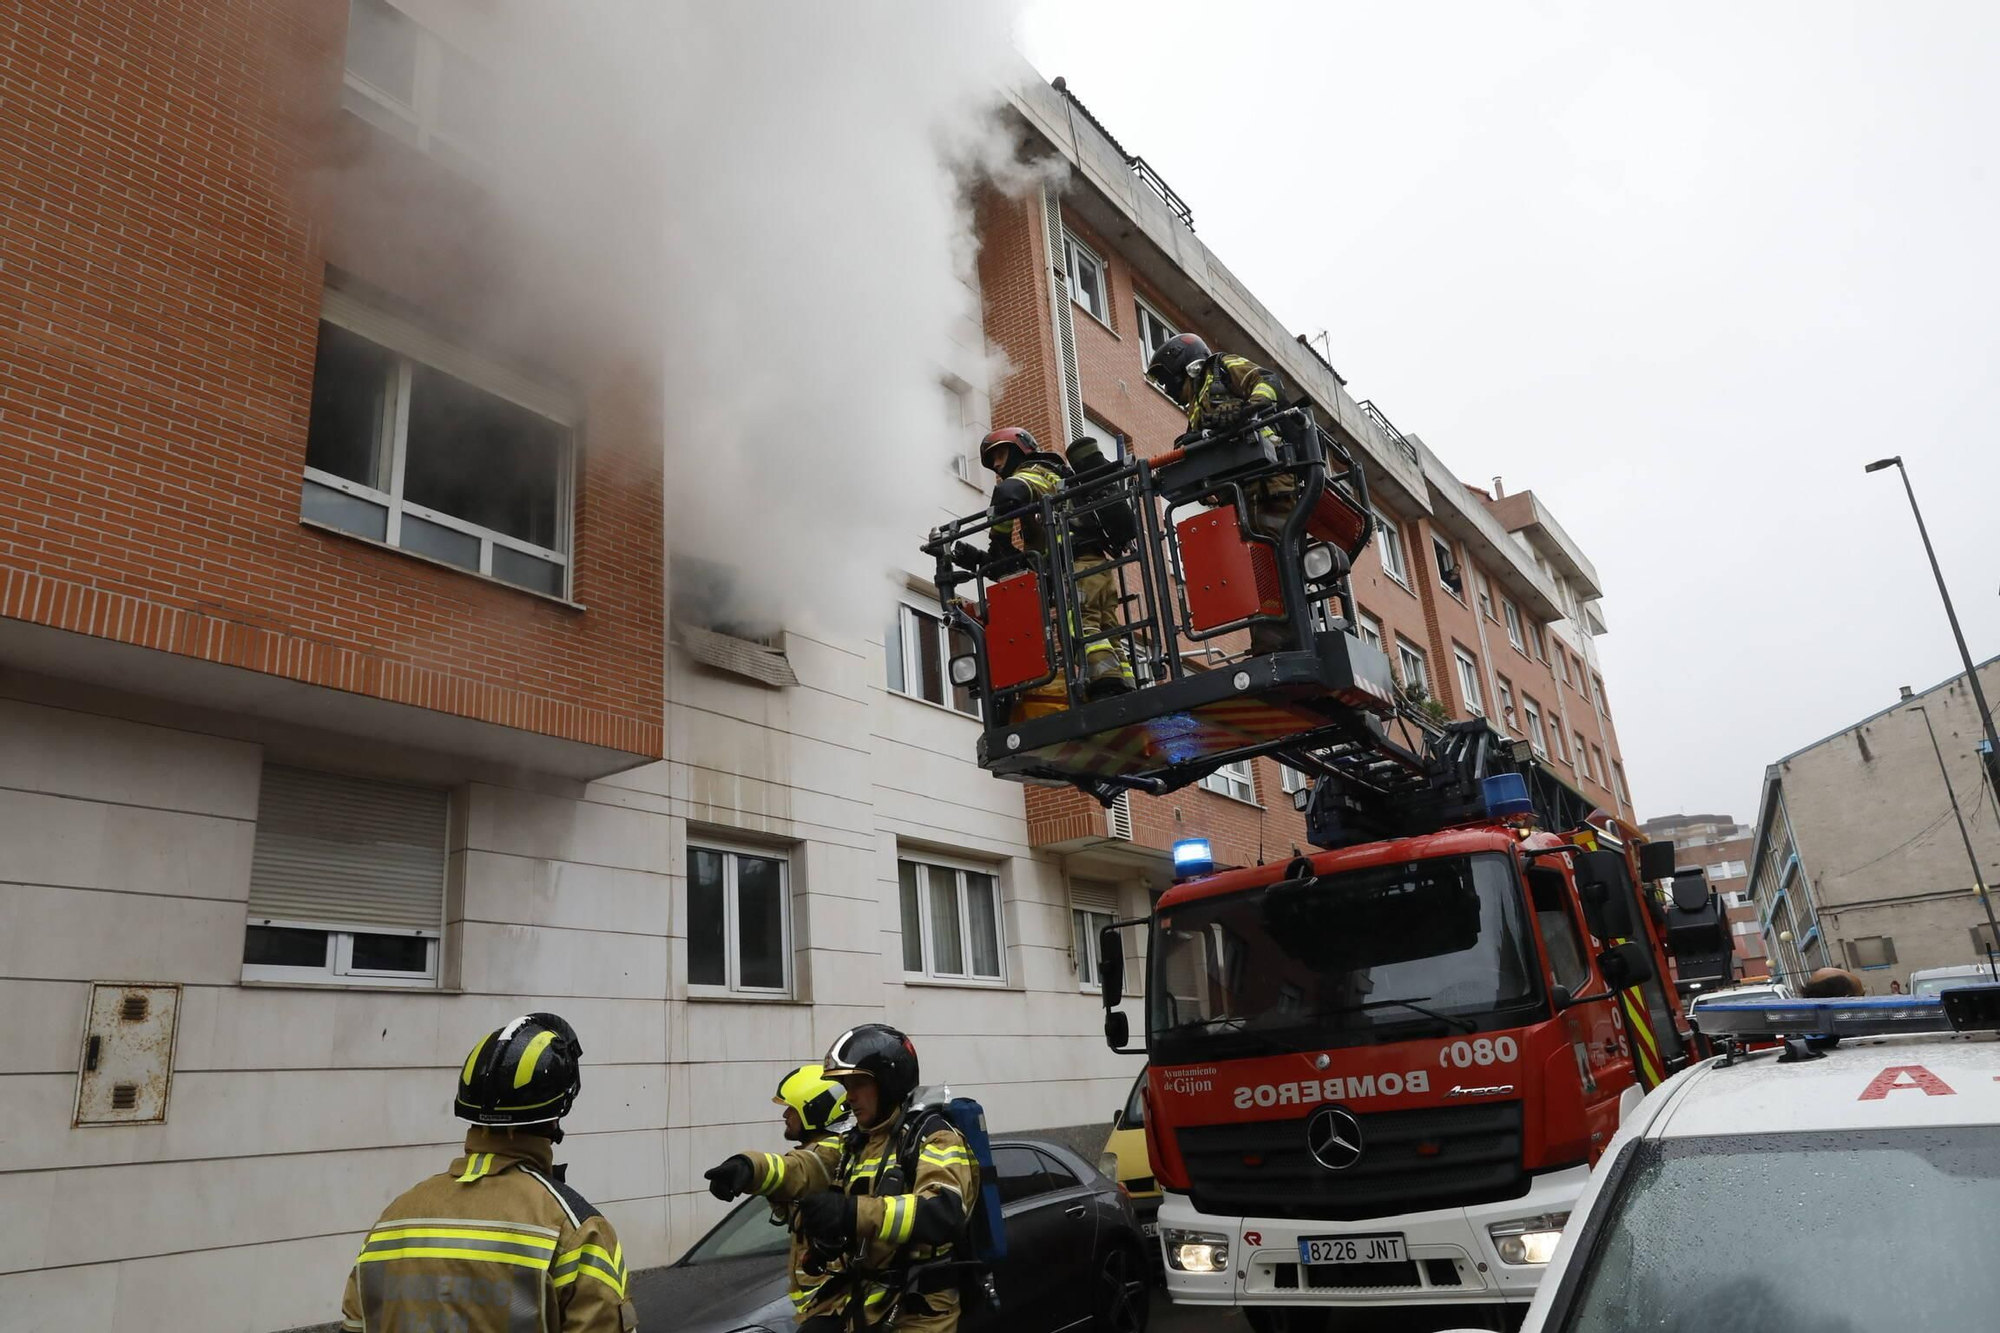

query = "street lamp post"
[
  {"left": 1912, "top": 704, "right": 2000, "bottom": 979},
  {"left": 1866, "top": 456, "right": 2000, "bottom": 807}
]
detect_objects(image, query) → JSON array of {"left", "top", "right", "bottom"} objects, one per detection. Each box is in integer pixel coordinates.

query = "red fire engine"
[{"left": 924, "top": 401, "right": 1733, "bottom": 1329}]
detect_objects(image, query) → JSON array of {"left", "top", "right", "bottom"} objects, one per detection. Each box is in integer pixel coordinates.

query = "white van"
[{"left": 1908, "top": 962, "right": 2000, "bottom": 997}]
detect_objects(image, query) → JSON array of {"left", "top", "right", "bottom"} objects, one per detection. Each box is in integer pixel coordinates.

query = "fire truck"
[{"left": 923, "top": 400, "right": 1734, "bottom": 1330}]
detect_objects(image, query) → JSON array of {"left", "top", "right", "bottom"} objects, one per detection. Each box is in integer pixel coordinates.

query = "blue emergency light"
[
  {"left": 1172, "top": 838, "right": 1214, "bottom": 879},
  {"left": 1481, "top": 772, "right": 1535, "bottom": 819}
]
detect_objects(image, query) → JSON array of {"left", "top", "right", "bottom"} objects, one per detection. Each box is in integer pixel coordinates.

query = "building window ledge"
[{"left": 242, "top": 979, "right": 464, "bottom": 996}]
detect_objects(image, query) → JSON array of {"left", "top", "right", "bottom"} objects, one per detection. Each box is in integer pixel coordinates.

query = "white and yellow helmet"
[{"left": 774, "top": 1063, "right": 847, "bottom": 1133}]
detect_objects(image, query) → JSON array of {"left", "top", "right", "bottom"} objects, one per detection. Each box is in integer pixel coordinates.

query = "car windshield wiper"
[{"left": 1321, "top": 996, "right": 1477, "bottom": 1034}]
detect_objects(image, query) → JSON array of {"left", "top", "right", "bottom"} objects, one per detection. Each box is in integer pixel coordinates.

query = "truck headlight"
[
  {"left": 1163, "top": 1228, "right": 1230, "bottom": 1273},
  {"left": 1487, "top": 1212, "right": 1569, "bottom": 1265}
]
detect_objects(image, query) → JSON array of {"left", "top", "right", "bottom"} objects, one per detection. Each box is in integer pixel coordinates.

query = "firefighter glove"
[
  {"left": 704, "top": 1155, "right": 758, "bottom": 1201},
  {"left": 797, "top": 1191, "right": 859, "bottom": 1245},
  {"left": 950, "top": 542, "right": 985, "bottom": 574},
  {"left": 1205, "top": 399, "right": 1249, "bottom": 430}
]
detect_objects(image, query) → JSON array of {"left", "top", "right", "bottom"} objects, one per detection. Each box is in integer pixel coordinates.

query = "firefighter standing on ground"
[
  {"left": 340, "top": 1013, "right": 635, "bottom": 1332},
  {"left": 964, "top": 426, "right": 1134, "bottom": 700},
  {"left": 1147, "top": 332, "right": 1296, "bottom": 652},
  {"left": 703, "top": 1024, "right": 979, "bottom": 1332},
  {"left": 770, "top": 1064, "right": 853, "bottom": 1320}
]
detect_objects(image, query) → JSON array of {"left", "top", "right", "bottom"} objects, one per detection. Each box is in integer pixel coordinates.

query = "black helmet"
[
  {"left": 455, "top": 1013, "right": 583, "bottom": 1128},
  {"left": 979, "top": 425, "right": 1043, "bottom": 475},
  {"left": 822, "top": 1023, "right": 919, "bottom": 1108},
  {"left": 1146, "top": 332, "right": 1211, "bottom": 405}
]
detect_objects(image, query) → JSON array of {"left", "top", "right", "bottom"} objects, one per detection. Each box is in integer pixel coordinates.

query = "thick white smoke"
[{"left": 475, "top": 2, "right": 1039, "bottom": 636}]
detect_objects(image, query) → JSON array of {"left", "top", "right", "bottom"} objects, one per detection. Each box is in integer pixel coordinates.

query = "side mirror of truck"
[
  {"left": 1098, "top": 927, "right": 1126, "bottom": 1007},
  {"left": 1596, "top": 939, "right": 1656, "bottom": 992},
  {"left": 1104, "top": 1009, "right": 1130, "bottom": 1050},
  {"left": 1573, "top": 849, "right": 1638, "bottom": 941},
  {"left": 1638, "top": 839, "right": 1678, "bottom": 883}
]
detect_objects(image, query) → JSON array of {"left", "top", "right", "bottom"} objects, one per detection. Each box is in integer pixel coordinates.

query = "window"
[
  {"left": 1502, "top": 598, "right": 1525, "bottom": 651},
  {"left": 1611, "top": 760, "right": 1630, "bottom": 805},
  {"left": 1574, "top": 733, "right": 1591, "bottom": 780},
  {"left": 1071, "top": 881, "right": 1122, "bottom": 990},
  {"left": 1355, "top": 610, "right": 1384, "bottom": 650},
  {"left": 1280, "top": 765, "right": 1309, "bottom": 795},
  {"left": 899, "top": 857, "right": 1003, "bottom": 982},
  {"left": 887, "top": 599, "right": 978, "bottom": 716},
  {"left": 991, "top": 1146, "right": 1077, "bottom": 1205},
  {"left": 1591, "top": 744, "right": 1609, "bottom": 785},
  {"left": 1134, "top": 296, "right": 1178, "bottom": 357},
  {"left": 1454, "top": 646, "right": 1484, "bottom": 715},
  {"left": 1395, "top": 638, "right": 1427, "bottom": 695},
  {"left": 1200, "top": 759, "right": 1257, "bottom": 804},
  {"left": 341, "top": 0, "right": 491, "bottom": 162},
  {"left": 1476, "top": 574, "right": 1495, "bottom": 622},
  {"left": 1592, "top": 672, "right": 1610, "bottom": 713},
  {"left": 1528, "top": 867, "right": 1591, "bottom": 994},
  {"left": 1496, "top": 674, "right": 1516, "bottom": 729},
  {"left": 942, "top": 379, "right": 975, "bottom": 481},
  {"left": 1846, "top": 936, "right": 1897, "bottom": 969},
  {"left": 1559, "top": 649, "right": 1575, "bottom": 686},
  {"left": 1376, "top": 514, "right": 1409, "bottom": 585},
  {"left": 1706, "top": 860, "right": 1749, "bottom": 880},
  {"left": 1063, "top": 233, "right": 1108, "bottom": 324},
  {"left": 303, "top": 293, "right": 573, "bottom": 596},
  {"left": 1531, "top": 623, "right": 1548, "bottom": 661},
  {"left": 1433, "top": 536, "right": 1464, "bottom": 599},
  {"left": 687, "top": 845, "right": 791, "bottom": 995},
  {"left": 241, "top": 766, "right": 446, "bottom": 988},
  {"left": 1522, "top": 697, "right": 1548, "bottom": 755}
]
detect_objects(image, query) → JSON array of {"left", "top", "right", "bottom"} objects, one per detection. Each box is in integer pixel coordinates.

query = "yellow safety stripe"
[
  {"left": 359, "top": 1247, "right": 550, "bottom": 1270},
  {"left": 555, "top": 1243, "right": 627, "bottom": 1297},
  {"left": 457, "top": 1152, "right": 496, "bottom": 1183},
  {"left": 368, "top": 1226, "right": 556, "bottom": 1250},
  {"left": 756, "top": 1151, "right": 786, "bottom": 1194},
  {"left": 513, "top": 1030, "right": 557, "bottom": 1088},
  {"left": 919, "top": 1144, "right": 972, "bottom": 1162},
  {"left": 461, "top": 1032, "right": 491, "bottom": 1086}
]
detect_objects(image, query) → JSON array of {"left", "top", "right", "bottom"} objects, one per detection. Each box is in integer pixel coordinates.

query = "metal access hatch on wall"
[{"left": 73, "top": 982, "right": 181, "bottom": 1127}]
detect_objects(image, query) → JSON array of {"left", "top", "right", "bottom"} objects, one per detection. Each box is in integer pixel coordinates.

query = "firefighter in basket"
[
  {"left": 1147, "top": 332, "right": 1298, "bottom": 652},
  {"left": 703, "top": 1025, "right": 982, "bottom": 1332},
  {"left": 953, "top": 426, "right": 1136, "bottom": 700}
]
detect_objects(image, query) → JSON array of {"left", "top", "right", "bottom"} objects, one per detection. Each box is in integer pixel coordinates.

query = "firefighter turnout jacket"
[
  {"left": 741, "top": 1108, "right": 979, "bottom": 1330},
  {"left": 341, "top": 1127, "right": 635, "bottom": 1333},
  {"left": 1185, "top": 353, "right": 1280, "bottom": 435},
  {"left": 990, "top": 460, "right": 1067, "bottom": 555},
  {"left": 773, "top": 1130, "right": 849, "bottom": 1317}
]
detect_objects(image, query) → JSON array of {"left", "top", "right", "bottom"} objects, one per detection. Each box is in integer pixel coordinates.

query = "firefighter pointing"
[
  {"left": 1148, "top": 332, "right": 1297, "bottom": 652},
  {"left": 961, "top": 426, "right": 1134, "bottom": 700},
  {"left": 341, "top": 1013, "right": 635, "bottom": 1332},
  {"left": 771, "top": 1064, "right": 852, "bottom": 1318},
  {"left": 704, "top": 1024, "right": 982, "bottom": 1331}
]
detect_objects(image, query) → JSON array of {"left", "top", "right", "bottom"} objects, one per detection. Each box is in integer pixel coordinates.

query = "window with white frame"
[
  {"left": 1846, "top": 936, "right": 1896, "bottom": 970},
  {"left": 341, "top": 0, "right": 492, "bottom": 163},
  {"left": 1592, "top": 744, "right": 1609, "bottom": 785},
  {"left": 1395, "top": 637, "right": 1427, "bottom": 695},
  {"left": 1063, "top": 233, "right": 1108, "bottom": 324},
  {"left": 1433, "top": 536, "right": 1464, "bottom": 599},
  {"left": 1496, "top": 674, "right": 1516, "bottom": 729},
  {"left": 1611, "top": 759, "right": 1629, "bottom": 804},
  {"left": 1355, "top": 610, "right": 1384, "bottom": 650},
  {"left": 942, "top": 378, "right": 975, "bottom": 481},
  {"left": 1523, "top": 696, "right": 1548, "bottom": 755},
  {"left": 1376, "top": 514, "right": 1408, "bottom": 584},
  {"left": 1071, "top": 881, "right": 1121, "bottom": 990},
  {"left": 887, "top": 598, "right": 979, "bottom": 717},
  {"left": 1574, "top": 734, "right": 1591, "bottom": 780},
  {"left": 1592, "top": 672, "right": 1610, "bottom": 714},
  {"left": 303, "top": 291, "right": 575, "bottom": 597},
  {"left": 1706, "top": 860, "right": 1749, "bottom": 880},
  {"left": 1453, "top": 645, "right": 1483, "bottom": 714},
  {"left": 241, "top": 766, "right": 447, "bottom": 988},
  {"left": 1134, "top": 296, "right": 1178, "bottom": 357},
  {"left": 687, "top": 844, "right": 791, "bottom": 996},
  {"left": 1502, "top": 598, "right": 1525, "bottom": 651},
  {"left": 1200, "top": 759, "right": 1257, "bottom": 804},
  {"left": 1280, "top": 765, "right": 1309, "bottom": 795},
  {"left": 1476, "top": 574, "right": 1495, "bottom": 622},
  {"left": 899, "top": 857, "right": 1004, "bottom": 982},
  {"left": 1532, "top": 623, "right": 1550, "bottom": 661}
]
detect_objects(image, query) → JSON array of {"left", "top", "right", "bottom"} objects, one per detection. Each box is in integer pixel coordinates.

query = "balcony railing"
[
  {"left": 1054, "top": 79, "right": 1195, "bottom": 233},
  {"left": 1356, "top": 399, "right": 1419, "bottom": 465}
]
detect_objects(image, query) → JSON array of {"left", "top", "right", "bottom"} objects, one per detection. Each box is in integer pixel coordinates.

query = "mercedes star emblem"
[{"left": 1306, "top": 1105, "right": 1363, "bottom": 1171}]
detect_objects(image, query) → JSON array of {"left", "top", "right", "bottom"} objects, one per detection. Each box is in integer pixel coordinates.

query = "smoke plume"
[{"left": 473, "top": 2, "right": 1039, "bottom": 637}]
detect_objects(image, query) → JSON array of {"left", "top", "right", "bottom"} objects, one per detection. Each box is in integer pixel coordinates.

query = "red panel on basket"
[
  {"left": 1178, "top": 510, "right": 1263, "bottom": 632},
  {"left": 984, "top": 571, "right": 1050, "bottom": 690}
]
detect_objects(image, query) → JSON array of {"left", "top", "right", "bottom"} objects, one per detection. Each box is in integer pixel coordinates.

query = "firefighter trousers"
[
  {"left": 1074, "top": 566, "right": 1133, "bottom": 686},
  {"left": 1247, "top": 485, "right": 1300, "bottom": 654}
]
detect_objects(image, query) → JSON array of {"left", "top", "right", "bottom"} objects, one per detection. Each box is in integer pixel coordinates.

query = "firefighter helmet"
[
  {"left": 455, "top": 1013, "right": 583, "bottom": 1128},
  {"left": 1146, "top": 332, "right": 1212, "bottom": 405},
  {"left": 979, "top": 426, "right": 1043, "bottom": 474},
  {"left": 774, "top": 1063, "right": 848, "bottom": 1134},
  {"left": 822, "top": 1023, "right": 920, "bottom": 1108}
]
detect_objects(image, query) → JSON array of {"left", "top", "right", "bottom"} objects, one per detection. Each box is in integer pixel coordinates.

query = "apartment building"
[
  {"left": 1639, "top": 813, "right": 1768, "bottom": 981},
  {"left": 1745, "top": 662, "right": 2000, "bottom": 992},
  {"left": 1, "top": 5, "right": 1646, "bottom": 1330}
]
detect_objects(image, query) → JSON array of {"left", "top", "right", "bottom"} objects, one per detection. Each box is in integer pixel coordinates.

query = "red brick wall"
[{"left": 0, "top": 0, "right": 663, "bottom": 756}]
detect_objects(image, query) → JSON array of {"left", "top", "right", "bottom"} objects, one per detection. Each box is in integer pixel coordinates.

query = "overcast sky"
[{"left": 1017, "top": 0, "right": 2000, "bottom": 823}]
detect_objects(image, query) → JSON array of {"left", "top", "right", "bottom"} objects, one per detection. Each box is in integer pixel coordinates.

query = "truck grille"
[{"left": 1177, "top": 1101, "right": 1526, "bottom": 1221}]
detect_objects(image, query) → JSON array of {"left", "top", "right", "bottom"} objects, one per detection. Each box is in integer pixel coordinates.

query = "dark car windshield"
[
  {"left": 1147, "top": 852, "right": 1541, "bottom": 1059},
  {"left": 680, "top": 1196, "right": 791, "bottom": 1265},
  {"left": 1555, "top": 1128, "right": 2000, "bottom": 1333},
  {"left": 1120, "top": 1073, "right": 1145, "bottom": 1129}
]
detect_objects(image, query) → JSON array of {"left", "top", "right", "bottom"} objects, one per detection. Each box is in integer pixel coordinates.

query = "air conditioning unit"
[{"left": 1106, "top": 791, "right": 1133, "bottom": 841}]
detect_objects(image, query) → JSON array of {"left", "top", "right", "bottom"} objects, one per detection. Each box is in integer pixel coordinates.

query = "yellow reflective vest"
[{"left": 340, "top": 1127, "right": 635, "bottom": 1333}]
